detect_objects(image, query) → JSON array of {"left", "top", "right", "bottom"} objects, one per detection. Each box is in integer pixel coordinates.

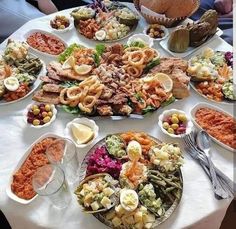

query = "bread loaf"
[{"left": 139, "top": 0, "right": 171, "bottom": 14}]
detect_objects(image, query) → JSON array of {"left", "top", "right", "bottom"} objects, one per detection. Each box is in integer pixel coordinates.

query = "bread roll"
[
  {"left": 139, "top": 0, "right": 171, "bottom": 14},
  {"left": 165, "top": 0, "right": 195, "bottom": 18}
]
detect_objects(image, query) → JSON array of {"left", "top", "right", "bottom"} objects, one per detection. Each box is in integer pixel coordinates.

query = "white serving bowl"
[
  {"left": 64, "top": 118, "right": 99, "bottom": 148},
  {"left": 143, "top": 25, "right": 169, "bottom": 41},
  {"left": 127, "top": 33, "right": 154, "bottom": 47},
  {"left": 50, "top": 16, "right": 74, "bottom": 34},
  {"left": 23, "top": 102, "right": 57, "bottom": 129},
  {"left": 158, "top": 109, "right": 193, "bottom": 138}
]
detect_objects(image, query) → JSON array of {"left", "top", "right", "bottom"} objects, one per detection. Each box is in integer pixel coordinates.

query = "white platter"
[
  {"left": 6, "top": 133, "right": 62, "bottom": 204},
  {"left": 159, "top": 28, "right": 223, "bottom": 58},
  {"left": 0, "top": 53, "right": 46, "bottom": 106},
  {"left": 23, "top": 29, "right": 68, "bottom": 57},
  {"left": 190, "top": 102, "right": 235, "bottom": 152}
]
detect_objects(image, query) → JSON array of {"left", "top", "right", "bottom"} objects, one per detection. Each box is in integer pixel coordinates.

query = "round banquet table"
[{"left": 0, "top": 3, "right": 234, "bottom": 229}]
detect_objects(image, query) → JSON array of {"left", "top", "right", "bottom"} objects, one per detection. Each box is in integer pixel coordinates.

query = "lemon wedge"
[
  {"left": 71, "top": 123, "right": 94, "bottom": 144},
  {"left": 73, "top": 64, "right": 92, "bottom": 75},
  {"left": 154, "top": 73, "right": 173, "bottom": 92},
  {"left": 62, "top": 56, "right": 75, "bottom": 69}
]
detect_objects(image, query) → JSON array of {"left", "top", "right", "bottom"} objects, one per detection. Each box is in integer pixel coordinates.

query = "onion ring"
[
  {"left": 69, "top": 100, "right": 79, "bottom": 107},
  {"left": 125, "top": 47, "right": 141, "bottom": 52},
  {"left": 126, "top": 65, "right": 142, "bottom": 78},
  {"left": 79, "top": 102, "right": 92, "bottom": 113},
  {"left": 143, "top": 48, "right": 155, "bottom": 63},
  {"left": 66, "top": 86, "right": 82, "bottom": 100},
  {"left": 128, "top": 51, "right": 145, "bottom": 66},
  {"left": 83, "top": 96, "right": 96, "bottom": 108},
  {"left": 59, "top": 88, "right": 70, "bottom": 105}
]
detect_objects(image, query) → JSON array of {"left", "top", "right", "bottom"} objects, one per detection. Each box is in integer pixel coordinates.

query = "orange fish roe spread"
[
  {"left": 11, "top": 137, "right": 56, "bottom": 200},
  {"left": 195, "top": 108, "right": 236, "bottom": 149}
]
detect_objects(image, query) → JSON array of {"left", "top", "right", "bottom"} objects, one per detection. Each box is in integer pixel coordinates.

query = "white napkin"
[{"left": 140, "top": 5, "right": 167, "bottom": 18}]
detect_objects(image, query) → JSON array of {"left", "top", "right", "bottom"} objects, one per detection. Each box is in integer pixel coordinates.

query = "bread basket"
[{"left": 134, "top": 0, "right": 200, "bottom": 27}]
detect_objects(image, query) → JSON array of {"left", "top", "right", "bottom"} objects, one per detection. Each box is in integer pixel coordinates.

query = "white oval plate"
[
  {"left": 0, "top": 53, "right": 46, "bottom": 106},
  {"left": 190, "top": 102, "right": 235, "bottom": 152},
  {"left": 23, "top": 29, "right": 68, "bottom": 57},
  {"left": 6, "top": 133, "right": 63, "bottom": 204}
]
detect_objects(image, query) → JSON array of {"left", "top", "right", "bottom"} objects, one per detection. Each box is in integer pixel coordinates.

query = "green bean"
[{"left": 150, "top": 179, "right": 166, "bottom": 187}]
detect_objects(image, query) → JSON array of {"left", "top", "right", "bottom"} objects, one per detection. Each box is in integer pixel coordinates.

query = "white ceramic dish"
[
  {"left": 64, "top": 118, "right": 99, "bottom": 148},
  {"left": 23, "top": 102, "right": 57, "bottom": 128},
  {"left": 50, "top": 16, "right": 74, "bottom": 33},
  {"left": 0, "top": 53, "right": 46, "bottom": 106},
  {"left": 23, "top": 29, "right": 68, "bottom": 57},
  {"left": 143, "top": 25, "right": 169, "bottom": 41},
  {"left": 6, "top": 133, "right": 62, "bottom": 204},
  {"left": 127, "top": 33, "right": 154, "bottom": 47},
  {"left": 190, "top": 102, "right": 234, "bottom": 152},
  {"left": 159, "top": 28, "right": 223, "bottom": 58},
  {"left": 158, "top": 109, "right": 193, "bottom": 138}
]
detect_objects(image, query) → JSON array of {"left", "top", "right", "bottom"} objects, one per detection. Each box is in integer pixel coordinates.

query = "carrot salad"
[{"left": 195, "top": 108, "right": 236, "bottom": 149}]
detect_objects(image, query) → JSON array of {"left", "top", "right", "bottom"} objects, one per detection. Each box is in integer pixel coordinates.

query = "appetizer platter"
[
  {"left": 187, "top": 48, "right": 234, "bottom": 103},
  {"left": 6, "top": 133, "right": 62, "bottom": 204},
  {"left": 76, "top": 131, "right": 183, "bottom": 228},
  {"left": 33, "top": 41, "right": 191, "bottom": 117},
  {"left": 160, "top": 10, "right": 223, "bottom": 58},
  {"left": 0, "top": 40, "right": 45, "bottom": 105},
  {"left": 190, "top": 103, "right": 235, "bottom": 152},
  {"left": 24, "top": 29, "right": 67, "bottom": 57},
  {"left": 71, "top": 0, "right": 139, "bottom": 42}
]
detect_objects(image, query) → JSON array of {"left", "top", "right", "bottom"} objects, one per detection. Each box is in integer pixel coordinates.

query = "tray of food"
[
  {"left": 0, "top": 40, "right": 45, "bottom": 105},
  {"left": 71, "top": 0, "right": 139, "bottom": 42},
  {"left": 190, "top": 102, "right": 235, "bottom": 152},
  {"left": 187, "top": 48, "right": 234, "bottom": 104},
  {"left": 75, "top": 131, "right": 183, "bottom": 228},
  {"left": 24, "top": 29, "right": 67, "bottom": 57},
  {"left": 159, "top": 10, "right": 223, "bottom": 58},
  {"left": 6, "top": 133, "right": 63, "bottom": 204},
  {"left": 32, "top": 41, "right": 191, "bottom": 117}
]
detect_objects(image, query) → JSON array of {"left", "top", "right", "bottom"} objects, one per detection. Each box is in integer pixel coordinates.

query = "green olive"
[
  {"left": 178, "top": 114, "right": 187, "bottom": 122},
  {"left": 33, "top": 108, "right": 40, "bottom": 115},
  {"left": 162, "top": 122, "right": 170, "bottom": 130},
  {"left": 45, "top": 104, "right": 51, "bottom": 112},
  {"left": 33, "top": 119, "right": 40, "bottom": 126},
  {"left": 47, "top": 111, "right": 53, "bottom": 117},
  {"left": 167, "top": 128, "right": 175, "bottom": 134},
  {"left": 31, "top": 105, "right": 39, "bottom": 111},
  {"left": 171, "top": 116, "right": 179, "bottom": 124},
  {"left": 43, "top": 116, "right": 51, "bottom": 123},
  {"left": 171, "top": 123, "right": 179, "bottom": 130}
]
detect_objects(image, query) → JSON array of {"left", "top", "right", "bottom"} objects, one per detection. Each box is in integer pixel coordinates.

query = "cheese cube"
[
  {"left": 144, "top": 222, "right": 153, "bottom": 229},
  {"left": 134, "top": 211, "right": 143, "bottom": 223},
  {"left": 101, "top": 196, "right": 111, "bottom": 209},
  {"left": 91, "top": 201, "right": 100, "bottom": 211},
  {"left": 112, "top": 217, "right": 122, "bottom": 227},
  {"left": 115, "top": 205, "right": 125, "bottom": 217},
  {"left": 103, "top": 187, "right": 115, "bottom": 197},
  {"left": 143, "top": 214, "right": 155, "bottom": 224},
  {"left": 84, "top": 193, "right": 93, "bottom": 207},
  {"left": 125, "top": 216, "right": 135, "bottom": 225},
  {"left": 79, "top": 189, "right": 85, "bottom": 196},
  {"left": 135, "top": 222, "right": 144, "bottom": 229}
]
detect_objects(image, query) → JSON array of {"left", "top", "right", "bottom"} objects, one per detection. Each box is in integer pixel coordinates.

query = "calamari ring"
[
  {"left": 83, "top": 96, "right": 97, "bottom": 108},
  {"left": 69, "top": 100, "right": 79, "bottom": 107},
  {"left": 125, "top": 47, "right": 141, "bottom": 52},
  {"left": 126, "top": 65, "right": 142, "bottom": 78},
  {"left": 88, "top": 81, "right": 100, "bottom": 91},
  {"left": 143, "top": 48, "right": 155, "bottom": 63},
  {"left": 79, "top": 86, "right": 89, "bottom": 100},
  {"left": 66, "top": 86, "right": 82, "bottom": 100},
  {"left": 79, "top": 75, "right": 97, "bottom": 87},
  {"left": 59, "top": 88, "right": 70, "bottom": 105},
  {"left": 79, "top": 102, "right": 92, "bottom": 113},
  {"left": 128, "top": 51, "right": 145, "bottom": 66}
]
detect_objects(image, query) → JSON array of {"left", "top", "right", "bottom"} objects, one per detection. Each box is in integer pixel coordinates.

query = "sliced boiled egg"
[
  {"left": 4, "top": 76, "right": 19, "bottom": 91},
  {"left": 95, "top": 30, "right": 106, "bottom": 41},
  {"left": 71, "top": 123, "right": 94, "bottom": 144},
  {"left": 120, "top": 189, "right": 139, "bottom": 212},
  {"left": 127, "top": 140, "right": 142, "bottom": 161}
]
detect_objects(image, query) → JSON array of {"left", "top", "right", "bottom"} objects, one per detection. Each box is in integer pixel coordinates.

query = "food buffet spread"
[{"left": 0, "top": 1, "right": 235, "bottom": 229}]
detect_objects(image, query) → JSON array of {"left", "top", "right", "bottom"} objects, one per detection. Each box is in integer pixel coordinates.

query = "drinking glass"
[
  {"left": 32, "top": 164, "right": 71, "bottom": 209},
  {"left": 46, "top": 138, "right": 80, "bottom": 184}
]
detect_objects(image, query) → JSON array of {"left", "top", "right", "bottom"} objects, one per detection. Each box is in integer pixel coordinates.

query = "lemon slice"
[
  {"left": 154, "top": 73, "right": 173, "bottom": 92},
  {"left": 73, "top": 64, "right": 92, "bottom": 75},
  {"left": 62, "top": 56, "right": 75, "bottom": 69},
  {"left": 71, "top": 123, "right": 94, "bottom": 144}
]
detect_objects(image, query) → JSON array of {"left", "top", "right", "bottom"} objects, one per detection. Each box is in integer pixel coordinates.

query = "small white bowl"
[
  {"left": 158, "top": 109, "right": 193, "bottom": 138},
  {"left": 143, "top": 25, "right": 169, "bottom": 41},
  {"left": 50, "top": 16, "right": 74, "bottom": 34},
  {"left": 64, "top": 118, "right": 99, "bottom": 148},
  {"left": 127, "top": 33, "right": 154, "bottom": 48},
  {"left": 23, "top": 102, "right": 57, "bottom": 128}
]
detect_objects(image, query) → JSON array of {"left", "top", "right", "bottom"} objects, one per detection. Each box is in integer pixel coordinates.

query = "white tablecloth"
[{"left": 0, "top": 3, "right": 234, "bottom": 229}]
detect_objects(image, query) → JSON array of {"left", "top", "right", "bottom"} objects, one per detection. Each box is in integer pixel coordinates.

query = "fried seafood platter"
[
  {"left": 33, "top": 42, "right": 191, "bottom": 117},
  {"left": 76, "top": 131, "right": 183, "bottom": 228},
  {"left": 0, "top": 40, "right": 44, "bottom": 104}
]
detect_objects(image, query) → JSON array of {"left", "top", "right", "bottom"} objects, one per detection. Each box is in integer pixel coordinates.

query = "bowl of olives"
[
  {"left": 24, "top": 103, "right": 57, "bottom": 128},
  {"left": 158, "top": 109, "right": 193, "bottom": 138}
]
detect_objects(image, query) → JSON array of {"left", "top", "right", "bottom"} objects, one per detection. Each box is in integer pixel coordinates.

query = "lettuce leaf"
[
  {"left": 62, "top": 105, "right": 81, "bottom": 114},
  {"left": 143, "top": 57, "right": 160, "bottom": 74}
]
